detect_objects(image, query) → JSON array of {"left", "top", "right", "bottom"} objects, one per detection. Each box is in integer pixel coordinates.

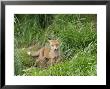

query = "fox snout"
[
  {"left": 54, "top": 48, "right": 57, "bottom": 51},
  {"left": 52, "top": 46, "right": 59, "bottom": 51}
]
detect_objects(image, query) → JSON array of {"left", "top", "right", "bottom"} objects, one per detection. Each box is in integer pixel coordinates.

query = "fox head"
[{"left": 48, "top": 40, "right": 60, "bottom": 51}]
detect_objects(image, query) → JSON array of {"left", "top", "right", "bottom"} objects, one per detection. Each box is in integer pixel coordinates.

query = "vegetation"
[{"left": 14, "top": 14, "right": 97, "bottom": 76}]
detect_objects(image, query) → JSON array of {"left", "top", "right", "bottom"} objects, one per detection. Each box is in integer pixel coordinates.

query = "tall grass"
[{"left": 14, "top": 14, "right": 97, "bottom": 76}]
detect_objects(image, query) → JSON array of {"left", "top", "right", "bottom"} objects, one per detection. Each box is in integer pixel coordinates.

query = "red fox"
[{"left": 27, "top": 40, "right": 60, "bottom": 68}]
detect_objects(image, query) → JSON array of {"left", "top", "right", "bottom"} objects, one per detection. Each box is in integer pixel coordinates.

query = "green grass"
[{"left": 14, "top": 14, "right": 97, "bottom": 76}]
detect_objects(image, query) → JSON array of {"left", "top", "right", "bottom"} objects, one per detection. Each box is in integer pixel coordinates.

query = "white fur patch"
[{"left": 27, "top": 51, "right": 31, "bottom": 55}]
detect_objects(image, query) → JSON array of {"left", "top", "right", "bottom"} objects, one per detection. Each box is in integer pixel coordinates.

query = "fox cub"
[{"left": 27, "top": 40, "right": 60, "bottom": 68}]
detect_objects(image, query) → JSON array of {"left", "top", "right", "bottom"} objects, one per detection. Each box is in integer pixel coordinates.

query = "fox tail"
[{"left": 27, "top": 51, "right": 39, "bottom": 57}]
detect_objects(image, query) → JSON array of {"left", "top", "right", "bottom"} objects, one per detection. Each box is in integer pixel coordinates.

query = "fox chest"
[{"left": 49, "top": 51, "right": 59, "bottom": 59}]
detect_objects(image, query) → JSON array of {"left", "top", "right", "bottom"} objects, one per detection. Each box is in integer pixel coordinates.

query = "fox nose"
[{"left": 54, "top": 48, "right": 58, "bottom": 51}]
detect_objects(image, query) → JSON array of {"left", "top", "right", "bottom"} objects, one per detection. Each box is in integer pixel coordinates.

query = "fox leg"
[
  {"left": 39, "top": 58, "right": 49, "bottom": 68},
  {"left": 56, "top": 58, "right": 60, "bottom": 63},
  {"left": 33, "top": 57, "right": 44, "bottom": 67},
  {"left": 50, "top": 59, "right": 55, "bottom": 66},
  {"left": 34, "top": 58, "right": 45, "bottom": 68},
  {"left": 34, "top": 59, "right": 39, "bottom": 67}
]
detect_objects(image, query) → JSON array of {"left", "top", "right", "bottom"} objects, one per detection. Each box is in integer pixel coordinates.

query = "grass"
[{"left": 14, "top": 14, "right": 97, "bottom": 76}]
